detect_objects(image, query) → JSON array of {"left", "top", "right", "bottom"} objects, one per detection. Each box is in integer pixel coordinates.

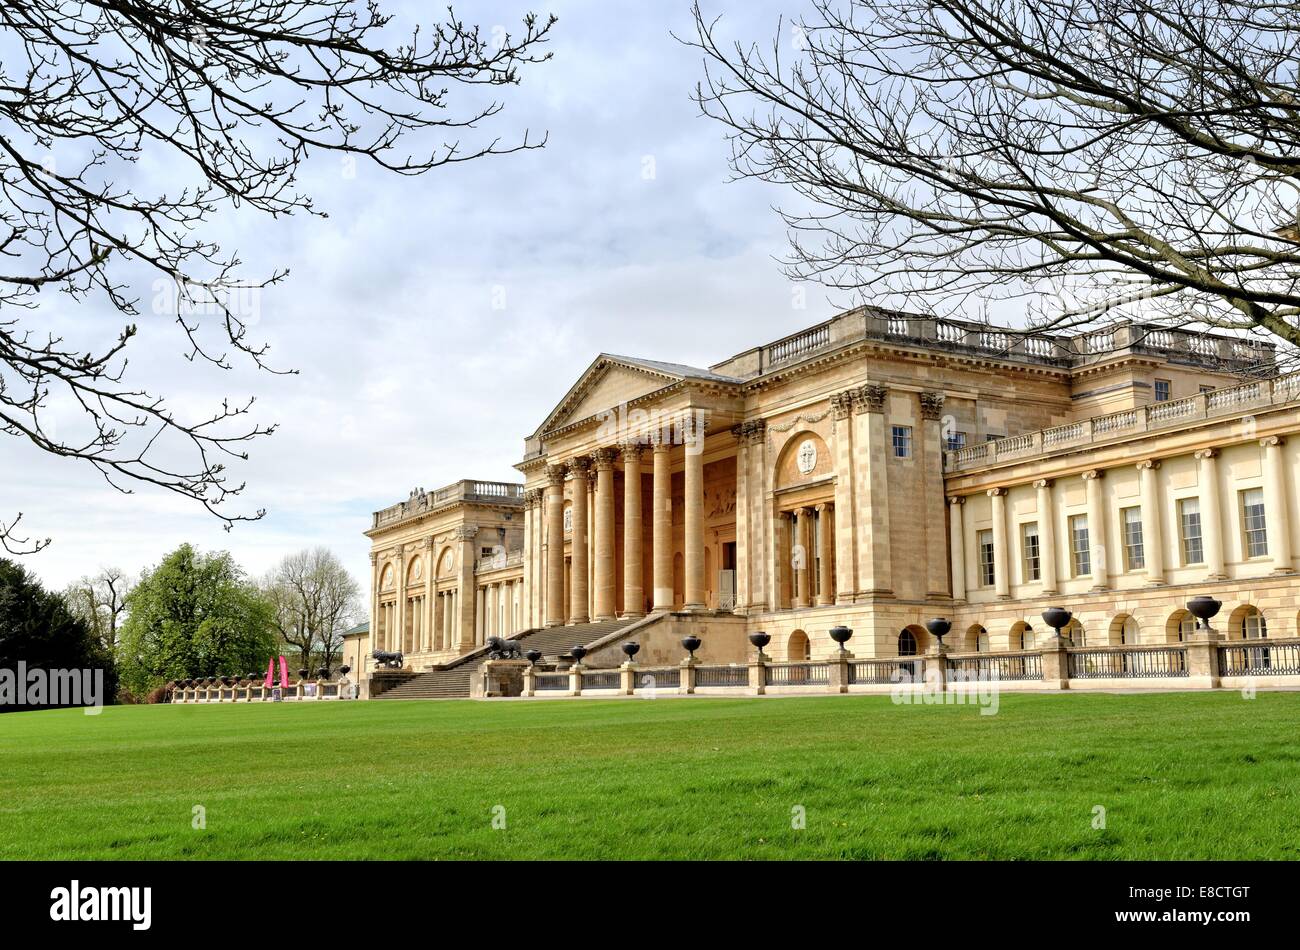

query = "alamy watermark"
[{"left": 0, "top": 663, "right": 105, "bottom": 714}]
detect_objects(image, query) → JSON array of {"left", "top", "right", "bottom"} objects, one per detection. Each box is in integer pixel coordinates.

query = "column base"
[{"left": 619, "top": 611, "right": 645, "bottom": 620}]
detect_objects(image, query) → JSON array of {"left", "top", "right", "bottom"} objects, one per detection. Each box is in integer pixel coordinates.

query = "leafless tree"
[
  {"left": 62, "top": 565, "right": 130, "bottom": 650},
  {"left": 0, "top": 1, "right": 556, "bottom": 553},
  {"left": 263, "top": 546, "right": 360, "bottom": 672},
  {"left": 689, "top": 0, "right": 1300, "bottom": 361}
]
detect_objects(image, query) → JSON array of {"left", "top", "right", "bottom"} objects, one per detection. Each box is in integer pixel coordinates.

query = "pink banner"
[
  {"left": 264, "top": 658, "right": 275, "bottom": 688},
  {"left": 279, "top": 655, "right": 289, "bottom": 688}
]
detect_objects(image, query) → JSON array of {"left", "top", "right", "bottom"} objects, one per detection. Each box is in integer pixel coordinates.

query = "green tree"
[
  {"left": 117, "top": 545, "right": 276, "bottom": 696},
  {"left": 0, "top": 559, "right": 117, "bottom": 711}
]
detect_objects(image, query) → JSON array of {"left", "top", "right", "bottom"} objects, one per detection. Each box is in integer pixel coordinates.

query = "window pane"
[
  {"left": 1178, "top": 498, "right": 1203, "bottom": 565},
  {"left": 978, "top": 529, "right": 995, "bottom": 586},
  {"left": 1122, "top": 507, "right": 1145, "bottom": 570},
  {"left": 1155, "top": 379, "right": 1171, "bottom": 402},
  {"left": 1022, "top": 522, "right": 1041, "bottom": 582},
  {"left": 1242, "top": 488, "right": 1268, "bottom": 558},
  {"left": 1070, "top": 515, "right": 1091, "bottom": 576},
  {"left": 891, "top": 425, "right": 912, "bottom": 458}
]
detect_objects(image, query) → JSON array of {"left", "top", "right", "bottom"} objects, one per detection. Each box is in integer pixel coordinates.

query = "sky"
[{"left": 13, "top": 0, "right": 844, "bottom": 593}]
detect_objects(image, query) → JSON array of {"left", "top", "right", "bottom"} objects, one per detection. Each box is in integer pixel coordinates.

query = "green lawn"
[{"left": 1, "top": 691, "right": 1298, "bottom": 859}]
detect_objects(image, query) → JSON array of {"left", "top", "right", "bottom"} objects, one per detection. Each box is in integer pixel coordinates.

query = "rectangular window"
[
  {"left": 945, "top": 431, "right": 967, "bottom": 452},
  {"left": 1122, "top": 507, "right": 1145, "bottom": 571},
  {"left": 978, "top": 529, "right": 996, "bottom": 587},
  {"left": 1155, "top": 379, "right": 1171, "bottom": 402},
  {"left": 891, "top": 425, "right": 912, "bottom": 458},
  {"left": 1021, "top": 522, "right": 1041, "bottom": 582},
  {"left": 1069, "top": 514, "right": 1091, "bottom": 576},
  {"left": 1178, "top": 498, "right": 1204, "bottom": 565},
  {"left": 1241, "top": 488, "right": 1268, "bottom": 558}
]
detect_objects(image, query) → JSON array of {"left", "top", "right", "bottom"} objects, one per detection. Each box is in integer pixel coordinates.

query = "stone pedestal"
[
  {"left": 522, "top": 666, "right": 537, "bottom": 697},
  {"left": 569, "top": 663, "right": 585, "bottom": 697},
  {"left": 923, "top": 643, "right": 950, "bottom": 692},
  {"left": 1038, "top": 636, "right": 1070, "bottom": 690},
  {"left": 827, "top": 650, "right": 853, "bottom": 693},
  {"left": 619, "top": 662, "right": 638, "bottom": 696},
  {"left": 479, "top": 659, "right": 529, "bottom": 698},
  {"left": 749, "top": 653, "right": 769, "bottom": 695},
  {"left": 680, "top": 657, "right": 698, "bottom": 695},
  {"left": 1185, "top": 627, "right": 1222, "bottom": 689}
]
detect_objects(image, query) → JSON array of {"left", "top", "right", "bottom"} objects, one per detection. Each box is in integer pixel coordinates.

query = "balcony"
[
  {"left": 372, "top": 480, "right": 524, "bottom": 530},
  {"left": 945, "top": 371, "right": 1300, "bottom": 473}
]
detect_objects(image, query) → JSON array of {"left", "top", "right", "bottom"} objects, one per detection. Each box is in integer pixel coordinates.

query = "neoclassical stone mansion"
[{"left": 364, "top": 307, "right": 1300, "bottom": 680}]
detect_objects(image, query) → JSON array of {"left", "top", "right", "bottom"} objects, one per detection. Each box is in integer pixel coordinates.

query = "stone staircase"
[{"left": 374, "top": 618, "right": 644, "bottom": 700}]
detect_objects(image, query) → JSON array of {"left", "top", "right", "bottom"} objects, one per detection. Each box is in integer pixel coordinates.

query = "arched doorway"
[
  {"left": 1109, "top": 614, "right": 1139, "bottom": 646},
  {"left": 1166, "top": 609, "right": 1195, "bottom": 643},
  {"left": 787, "top": 629, "right": 811, "bottom": 662},
  {"left": 1010, "top": 620, "right": 1035, "bottom": 651},
  {"left": 964, "top": 624, "right": 986, "bottom": 652}
]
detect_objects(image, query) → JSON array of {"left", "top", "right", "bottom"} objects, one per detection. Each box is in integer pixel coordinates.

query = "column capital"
[
  {"left": 369, "top": 551, "right": 378, "bottom": 564},
  {"left": 620, "top": 441, "right": 643, "bottom": 462},
  {"left": 831, "top": 391, "right": 854, "bottom": 420},
  {"left": 1081, "top": 468, "right": 1104, "bottom": 480},
  {"left": 987, "top": 487, "right": 1007, "bottom": 498},
  {"left": 1194, "top": 447, "right": 1220, "bottom": 460},
  {"left": 546, "top": 465, "right": 567, "bottom": 488},
  {"left": 746, "top": 419, "right": 767, "bottom": 443},
  {"left": 592, "top": 447, "right": 617, "bottom": 471},
  {"left": 1136, "top": 459, "right": 1161, "bottom": 471},
  {"left": 919, "top": 391, "right": 946, "bottom": 421},
  {"left": 524, "top": 488, "right": 544, "bottom": 506},
  {"left": 815, "top": 501, "right": 832, "bottom": 514},
  {"left": 1260, "top": 435, "right": 1285, "bottom": 448},
  {"left": 853, "top": 384, "right": 888, "bottom": 414},
  {"left": 1032, "top": 478, "right": 1053, "bottom": 490},
  {"left": 567, "top": 456, "right": 591, "bottom": 477},
  {"left": 650, "top": 431, "right": 674, "bottom": 452},
  {"left": 947, "top": 495, "right": 965, "bottom": 506},
  {"left": 454, "top": 524, "right": 478, "bottom": 542}
]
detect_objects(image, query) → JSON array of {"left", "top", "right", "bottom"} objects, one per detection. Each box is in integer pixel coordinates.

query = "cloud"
[{"left": 12, "top": 1, "right": 836, "bottom": 592}]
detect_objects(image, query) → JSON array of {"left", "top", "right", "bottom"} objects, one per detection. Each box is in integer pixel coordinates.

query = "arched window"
[
  {"left": 1242, "top": 608, "right": 1267, "bottom": 640},
  {"left": 898, "top": 629, "right": 918, "bottom": 656},
  {"left": 977, "top": 630, "right": 989, "bottom": 652},
  {"left": 788, "top": 630, "right": 811, "bottom": 662},
  {"left": 1065, "top": 618, "right": 1085, "bottom": 647},
  {"left": 1110, "top": 614, "right": 1139, "bottom": 646}
]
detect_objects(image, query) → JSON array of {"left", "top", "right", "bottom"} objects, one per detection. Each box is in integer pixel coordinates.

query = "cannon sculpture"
[
  {"left": 485, "top": 636, "right": 525, "bottom": 660},
  {"left": 371, "top": 649, "right": 404, "bottom": 669}
]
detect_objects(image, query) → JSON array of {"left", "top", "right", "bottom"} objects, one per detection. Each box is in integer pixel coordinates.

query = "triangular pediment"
[{"left": 537, "top": 358, "right": 679, "bottom": 435}]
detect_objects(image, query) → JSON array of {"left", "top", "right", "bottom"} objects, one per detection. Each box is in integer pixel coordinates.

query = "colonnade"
[{"left": 950, "top": 437, "right": 1295, "bottom": 599}]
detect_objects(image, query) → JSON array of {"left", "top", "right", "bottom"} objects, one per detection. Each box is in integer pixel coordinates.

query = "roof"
[
  {"left": 601, "top": 354, "right": 742, "bottom": 385},
  {"left": 342, "top": 621, "right": 369, "bottom": 638}
]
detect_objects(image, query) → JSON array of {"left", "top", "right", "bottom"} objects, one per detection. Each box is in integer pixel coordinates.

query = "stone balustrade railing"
[
  {"left": 514, "top": 637, "right": 1300, "bottom": 698},
  {"left": 169, "top": 678, "right": 359, "bottom": 703},
  {"left": 753, "top": 313, "right": 1273, "bottom": 377},
  {"left": 475, "top": 550, "right": 524, "bottom": 573},
  {"left": 946, "top": 371, "right": 1300, "bottom": 473},
  {"left": 373, "top": 479, "right": 524, "bottom": 529}
]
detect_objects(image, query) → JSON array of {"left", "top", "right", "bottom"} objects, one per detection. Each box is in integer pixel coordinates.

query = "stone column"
[
  {"left": 568, "top": 458, "right": 591, "bottom": 623},
  {"left": 368, "top": 552, "right": 379, "bottom": 651},
  {"left": 592, "top": 448, "right": 617, "bottom": 621},
  {"left": 815, "top": 503, "right": 834, "bottom": 605},
  {"left": 748, "top": 421, "right": 770, "bottom": 609},
  {"left": 456, "top": 525, "right": 477, "bottom": 651},
  {"left": 1195, "top": 448, "right": 1226, "bottom": 578},
  {"left": 1034, "top": 479, "right": 1058, "bottom": 594},
  {"left": 652, "top": 435, "right": 674, "bottom": 610},
  {"left": 948, "top": 496, "right": 966, "bottom": 601},
  {"left": 683, "top": 417, "right": 707, "bottom": 611},
  {"left": 475, "top": 585, "right": 484, "bottom": 643},
  {"left": 732, "top": 425, "right": 749, "bottom": 612},
  {"left": 1261, "top": 436, "right": 1294, "bottom": 573},
  {"left": 1137, "top": 459, "right": 1165, "bottom": 585},
  {"left": 831, "top": 393, "right": 857, "bottom": 603},
  {"left": 988, "top": 488, "right": 1010, "bottom": 599},
  {"left": 545, "top": 466, "right": 567, "bottom": 627},
  {"left": 521, "top": 491, "right": 534, "bottom": 628},
  {"left": 620, "top": 443, "right": 644, "bottom": 618},
  {"left": 920, "top": 391, "right": 950, "bottom": 597},
  {"left": 395, "top": 544, "right": 408, "bottom": 654},
  {"left": 793, "top": 507, "right": 812, "bottom": 608},
  {"left": 775, "top": 510, "right": 792, "bottom": 609},
  {"left": 1083, "top": 469, "right": 1110, "bottom": 589},
  {"left": 854, "top": 384, "right": 893, "bottom": 595}
]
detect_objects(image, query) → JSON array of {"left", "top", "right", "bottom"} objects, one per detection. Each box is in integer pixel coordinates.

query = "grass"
[{"left": 1, "top": 691, "right": 1299, "bottom": 860}]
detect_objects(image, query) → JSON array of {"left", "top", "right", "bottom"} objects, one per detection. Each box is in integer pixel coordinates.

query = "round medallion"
[{"left": 796, "top": 439, "right": 818, "bottom": 475}]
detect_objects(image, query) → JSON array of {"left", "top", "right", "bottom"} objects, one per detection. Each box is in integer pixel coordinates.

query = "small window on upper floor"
[
  {"left": 945, "top": 431, "right": 967, "bottom": 452},
  {"left": 1155, "top": 379, "right": 1172, "bottom": 402},
  {"left": 891, "top": 425, "right": 912, "bottom": 458}
]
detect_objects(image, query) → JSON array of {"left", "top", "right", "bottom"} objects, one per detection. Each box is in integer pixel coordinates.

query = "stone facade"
[{"left": 366, "top": 308, "right": 1300, "bottom": 675}]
